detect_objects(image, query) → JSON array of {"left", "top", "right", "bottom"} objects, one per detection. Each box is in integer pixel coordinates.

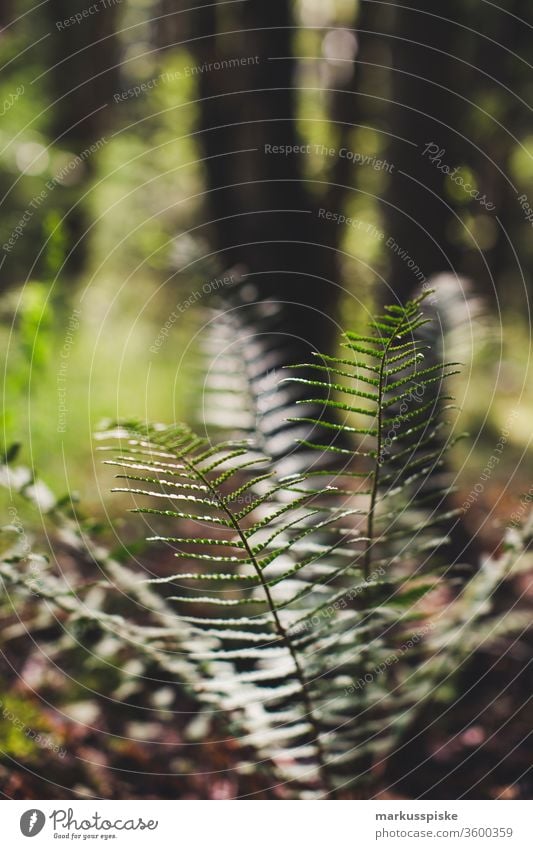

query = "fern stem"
[
  {"left": 362, "top": 355, "right": 386, "bottom": 582},
  {"left": 180, "top": 454, "right": 334, "bottom": 798},
  {"left": 362, "top": 313, "right": 410, "bottom": 580}
]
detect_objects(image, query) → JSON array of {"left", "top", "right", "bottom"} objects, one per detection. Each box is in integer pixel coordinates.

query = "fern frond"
[
  {"left": 278, "top": 291, "right": 468, "bottom": 787},
  {"left": 99, "top": 292, "right": 470, "bottom": 795},
  {"left": 100, "top": 419, "right": 368, "bottom": 795}
]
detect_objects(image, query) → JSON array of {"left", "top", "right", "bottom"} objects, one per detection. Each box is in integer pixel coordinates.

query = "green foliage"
[
  {"left": 97, "top": 294, "right": 468, "bottom": 795},
  {"left": 2, "top": 295, "right": 530, "bottom": 798},
  {"left": 0, "top": 281, "right": 53, "bottom": 439},
  {"left": 0, "top": 694, "right": 48, "bottom": 761},
  {"left": 99, "top": 421, "right": 361, "bottom": 794},
  {"left": 284, "top": 291, "right": 464, "bottom": 579}
]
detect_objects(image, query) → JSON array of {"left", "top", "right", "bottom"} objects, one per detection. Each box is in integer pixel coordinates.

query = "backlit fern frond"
[
  {"left": 284, "top": 291, "right": 463, "bottom": 578},
  {"left": 99, "top": 421, "right": 366, "bottom": 795},
  {"left": 278, "top": 292, "right": 467, "bottom": 787},
  {"left": 98, "top": 294, "right": 475, "bottom": 795}
]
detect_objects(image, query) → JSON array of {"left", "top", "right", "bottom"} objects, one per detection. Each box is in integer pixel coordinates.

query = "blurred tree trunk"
[
  {"left": 0, "top": 1, "right": 12, "bottom": 29},
  {"left": 384, "top": 1, "right": 468, "bottom": 300},
  {"left": 463, "top": 1, "right": 528, "bottom": 303},
  {"left": 186, "top": 0, "right": 341, "bottom": 355},
  {"left": 183, "top": 0, "right": 365, "bottom": 465},
  {"left": 43, "top": 0, "right": 122, "bottom": 275}
]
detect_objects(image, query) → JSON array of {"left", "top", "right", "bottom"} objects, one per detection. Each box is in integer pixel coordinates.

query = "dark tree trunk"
[
  {"left": 186, "top": 0, "right": 344, "bottom": 355},
  {"left": 461, "top": 1, "right": 529, "bottom": 304},
  {"left": 184, "top": 0, "right": 364, "bottom": 468},
  {"left": 0, "top": 0, "right": 12, "bottom": 29},
  {"left": 384, "top": 1, "right": 468, "bottom": 301},
  {"left": 43, "top": 0, "right": 122, "bottom": 274}
]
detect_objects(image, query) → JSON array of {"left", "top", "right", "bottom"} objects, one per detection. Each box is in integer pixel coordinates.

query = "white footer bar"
[{"left": 2, "top": 799, "right": 530, "bottom": 848}]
